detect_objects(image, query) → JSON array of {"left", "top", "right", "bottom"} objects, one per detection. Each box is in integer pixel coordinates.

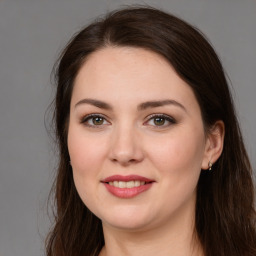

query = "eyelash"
[
  {"left": 145, "top": 114, "right": 176, "bottom": 128},
  {"left": 80, "top": 113, "right": 176, "bottom": 128},
  {"left": 80, "top": 114, "right": 110, "bottom": 128}
]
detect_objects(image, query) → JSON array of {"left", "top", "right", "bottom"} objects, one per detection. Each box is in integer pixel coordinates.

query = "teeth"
[
  {"left": 127, "top": 181, "right": 134, "bottom": 188},
  {"left": 134, "top": 180, "right": 140, "bottom": 187},
  {"left": 108, "top": 180, "right": 147, "bottom": 188},
  {"left": 119, "top": 181, "right": 126, "bottom": 188}
]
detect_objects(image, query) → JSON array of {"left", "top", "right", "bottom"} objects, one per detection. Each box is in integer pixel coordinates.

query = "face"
[{"left": 68, "top": 47, "right": 209, "bottom": 231}]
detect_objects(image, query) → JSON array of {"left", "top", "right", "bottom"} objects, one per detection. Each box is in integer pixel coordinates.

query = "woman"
[{"left": 46, "top": 6, "right": 256, "bottom": 256}]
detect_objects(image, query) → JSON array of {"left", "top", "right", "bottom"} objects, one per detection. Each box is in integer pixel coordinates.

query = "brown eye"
[
  {"left": 153, "top": 117, "right": 165, "bottom": 126},
  {"left": 145, "top": 114, "right": 176, "bottom": 128},
  {"left": 81, "top": 114, "right": 110, "bottom": 128},
  {"left": 92, "top": 116, "right": 104, "bottom": 125}
]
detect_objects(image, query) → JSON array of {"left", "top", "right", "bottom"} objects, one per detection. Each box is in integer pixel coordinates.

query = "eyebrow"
[
  {"left": 75, "top": 98, "right": 113, "bottom": 110},
  {"left": 74, "top": 98, "right": 187, "bottom": 112},
  {"left": 137, "top": 99, "right": 187, "bottom": 112}
]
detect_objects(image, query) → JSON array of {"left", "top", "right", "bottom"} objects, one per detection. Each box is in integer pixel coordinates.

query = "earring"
[{"left": 208, "top": 161, "right": 212, "bottom": 171}]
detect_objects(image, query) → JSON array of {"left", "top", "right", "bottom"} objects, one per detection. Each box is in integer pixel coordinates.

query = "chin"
[
  {"left": 103, "top": 217, "right": 153, "bottom": 231},
  {"left": 97, "top": 206, "right": 156, "bottom": 231}
]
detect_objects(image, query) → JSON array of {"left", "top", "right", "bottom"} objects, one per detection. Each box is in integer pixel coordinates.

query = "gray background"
[{"left": 0, "top": 0, "right": 255, "bottom": 255}]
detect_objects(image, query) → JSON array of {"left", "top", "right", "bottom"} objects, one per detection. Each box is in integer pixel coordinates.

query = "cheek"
[
  {"left": 68, "top": 128, "right": 107, "bottom": 177},
  {"left": 67, "top": 128, "right": 108, "bottom": 209},
  {"left": 146, "top": 128, "right": 205, "bottom": 216},
  {"left": 147, "top": 126, "right": 205, "bottom": 178}
]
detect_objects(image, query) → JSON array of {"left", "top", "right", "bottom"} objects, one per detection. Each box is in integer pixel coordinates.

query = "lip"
[
  {"left": 101, "top": 175, "right": 155, "bottom": 198},
  {"left": 102, "top": 175, "right": 154, "bottom": 183}
]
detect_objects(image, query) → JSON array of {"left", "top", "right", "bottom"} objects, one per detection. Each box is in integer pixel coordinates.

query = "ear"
[{"left": 201, "top": 120, "right": 225, "bottom": 170}]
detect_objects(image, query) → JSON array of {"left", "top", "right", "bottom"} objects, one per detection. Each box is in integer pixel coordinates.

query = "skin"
[{"left": 68, "top": 47, "right": 224, "bottom": 256}]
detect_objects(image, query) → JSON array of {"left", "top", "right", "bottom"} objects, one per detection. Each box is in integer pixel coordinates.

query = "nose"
[{"left": 108, "top": 125, "right": 144, "bottom": 166}]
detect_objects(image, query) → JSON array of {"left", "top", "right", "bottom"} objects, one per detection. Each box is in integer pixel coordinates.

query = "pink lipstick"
[{"left": 101, "top": 175, "right": 154, "bottom": 198}]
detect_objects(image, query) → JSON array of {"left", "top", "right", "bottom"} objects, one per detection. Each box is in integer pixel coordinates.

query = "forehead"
[
  {"left": 76, "top": 46, "right": 172, "bottom": 83},
  {"left": 72, "top": 46, "right": 199, "bottom": 112}
]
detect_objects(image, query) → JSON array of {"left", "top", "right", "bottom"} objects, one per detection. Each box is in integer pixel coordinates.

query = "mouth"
[
  {"left": 101, "top": 175, "right": 155, "bottom": 198},
  {"left": 106, "top": 180, "right": 151, "bottom": 188}
]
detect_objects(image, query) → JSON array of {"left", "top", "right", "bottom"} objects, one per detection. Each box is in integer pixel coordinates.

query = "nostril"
[{"left": 110, "top": 155, "right": 142, "bottom": 165}]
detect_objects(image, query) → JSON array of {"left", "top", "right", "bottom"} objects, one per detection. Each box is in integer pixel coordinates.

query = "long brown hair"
[{"left": 46, "top": 6, "right": 256, "bottom": 256}]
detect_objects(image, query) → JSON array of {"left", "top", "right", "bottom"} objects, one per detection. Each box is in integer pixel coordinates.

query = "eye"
[
  {"left": 81, "top": 114, "right": 110, "bottom": 127},
  {"left": 145, "top": 114, "right": 176, "bottom": 127}
]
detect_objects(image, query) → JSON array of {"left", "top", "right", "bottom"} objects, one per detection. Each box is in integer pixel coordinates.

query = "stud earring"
[{"left": 208, "top": 161, "right": 212, "bottom": 171}]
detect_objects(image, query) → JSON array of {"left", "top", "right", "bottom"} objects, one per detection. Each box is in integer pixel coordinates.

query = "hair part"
[{"left": 46, "top": 6, "right": 256, "bottom": 256}]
